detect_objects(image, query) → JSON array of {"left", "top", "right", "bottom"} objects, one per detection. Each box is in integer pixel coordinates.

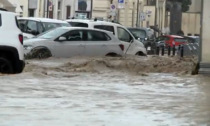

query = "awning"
[
  {"left": 0, "top": 0, "right": 14, "bottom": 7},
  {"left": 0, "top": 0, "right": 23, "bottom": 13}
]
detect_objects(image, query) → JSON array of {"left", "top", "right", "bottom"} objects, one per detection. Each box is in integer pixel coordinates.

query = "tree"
[{"left": 166, "top": 0, "right": 192, "bottom": 34}]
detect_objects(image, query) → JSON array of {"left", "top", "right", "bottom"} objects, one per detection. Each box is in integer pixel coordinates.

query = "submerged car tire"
[
  {"left": 136, "top": 52, "right": 146, "bottom": 56},
  {"left": 106, "top": 53, "right": 120, "bottom": 57},
  {"left": 31, "top": 48, "right": 52, "bottom": 59},
  {"left": 0, "top": 57, "right": 13, "bottom": 74}
]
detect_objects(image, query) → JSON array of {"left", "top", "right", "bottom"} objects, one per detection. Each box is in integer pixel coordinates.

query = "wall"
[
  {"left": 92, "top": 0, "right": 142, "bottom": 27},
  {"left": 18, "top": 0, "right": 28, "bottom": 17},
  {"left": 181, "top": 13, "right": 200, "bottom": 36},
  {"left": 142, "top": 6, "right": 155, "bottom": 27},
  {"left": 188, "top": 0, "right": 201, "bottom": 13},
  {"left": 201, "top": 0, "right": 210, "bottom": 63}
]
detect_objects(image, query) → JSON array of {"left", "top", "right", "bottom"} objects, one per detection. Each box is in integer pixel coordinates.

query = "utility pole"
[
  {"left": 46, "top": 0, "right": 49, "bottom": 18},
  {"left": 136, "top": 0, "right": 140, "bottom": 27},
  {"left": 90, "top": 0, "right": 93, "bottom": 19}
]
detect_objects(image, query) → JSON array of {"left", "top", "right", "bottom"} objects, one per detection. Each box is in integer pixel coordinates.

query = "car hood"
[{"left": 23, "top": 38, "right": 51, "bottom": 45}]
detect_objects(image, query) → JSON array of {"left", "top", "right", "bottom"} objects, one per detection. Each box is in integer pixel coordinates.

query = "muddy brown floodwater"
[{"left": 0, "top": 56, "right": 209, "bottom": 126}]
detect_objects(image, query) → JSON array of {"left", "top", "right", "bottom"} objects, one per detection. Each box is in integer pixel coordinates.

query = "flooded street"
[{"left": 0, "top": 57, "right": 209, "bottom": 126}]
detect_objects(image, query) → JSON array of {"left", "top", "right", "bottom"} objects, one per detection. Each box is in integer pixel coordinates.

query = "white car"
[
  {"left": 17, "top": 17, "right": 70, "bottom": 39},
  {"left": 0, "top": 10, "right": 25, "bottom": 73},
  {"left": 24, "top": 27, "right": 124, "bottom": 58},
  {"left": 66, "top": 19, "right": 147, "bottom": 56}
]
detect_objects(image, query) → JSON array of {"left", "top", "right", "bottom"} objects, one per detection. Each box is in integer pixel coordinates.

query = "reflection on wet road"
[{"left": 0, "top": 58, "right": 209, "bottom": 126}]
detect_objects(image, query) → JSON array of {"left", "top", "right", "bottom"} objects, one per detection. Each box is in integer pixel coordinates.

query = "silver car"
[{"left": 24, "top": 27, "right": 124, "bottom": 58}]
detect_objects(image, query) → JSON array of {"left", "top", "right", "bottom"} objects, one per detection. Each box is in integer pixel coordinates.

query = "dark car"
[{"left": 128, "top": 27, "right": 156, "bottom": 54}]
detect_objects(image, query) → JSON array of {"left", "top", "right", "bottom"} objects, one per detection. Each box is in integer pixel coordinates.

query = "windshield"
[
  {"left": 174, "top": 38, "right": 187, "bottom": 42},
  {"left": 42, "top": 22, "right": 70, "bottom": 31},
  {"left": 129, "top": 29, "right": 146, "bottom": 39},
  {"left": 37, "top": 28, "right": 69, "bottom": 39}
]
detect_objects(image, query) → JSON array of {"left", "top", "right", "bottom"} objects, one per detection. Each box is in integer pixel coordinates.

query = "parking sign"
[
  {"left": 118, "top": 0, "right": 124, "bottom": 3},
  {"left": 118, "top": 0, "right": 125, "bottom": 8}
]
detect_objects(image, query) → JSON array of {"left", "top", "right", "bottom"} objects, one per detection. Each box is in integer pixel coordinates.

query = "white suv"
[
  {"left": 0, "top": 10, "right": 25, "bottom": 73},
  {"left": 66, "top": 19, "right": 147, "bottom": 56},
  {"left": 18, "top": 17, "right": 70, "bottom": 39}
]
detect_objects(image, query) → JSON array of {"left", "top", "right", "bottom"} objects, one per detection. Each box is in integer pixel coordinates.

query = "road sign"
[
  {"left": 110, "top": 4, "right": 116, "bottom": 11},
  {"left": 118, "top": 0, "right": 124, "bottom": 3},
  {"left": 140, "top": 12, "right": 146, "bottom": 21},
  {"left": 118, "top": 0, "right": 125, "bottom": 8}
]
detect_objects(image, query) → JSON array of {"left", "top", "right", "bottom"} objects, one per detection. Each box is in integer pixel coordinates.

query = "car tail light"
[
  {"left": 19, "top": 34, "right": 23, "bottom": 45},
  {"left": 119, "top": 44, "right": 124, "bottom": 51}
]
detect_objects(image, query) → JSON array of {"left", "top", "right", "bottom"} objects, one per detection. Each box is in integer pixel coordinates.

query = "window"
[
  {"left": 69, "top": 22, "right": 88, "bottom": 27},
  {"left": 38, "top": 22, "right": 44, "bottom": 34},
  {"left": 63, "top": 30, "right": 83, "bottom": 41},
  {"left": 26, "top": 20, "right": 38, "bottom": 33},
  {"left": 117, "top": 27, "right": 132, "bottom": 42},
  {"left": 42, "top": 22, "right": 65, "bottom": 31},
  {"left": 174, "top": 38, "right": 187, "bottom": 42},
  {"left": 156, "top": 36, "right": 170, "bottom": 42},
  {"left": 28, "top": 9, "right": 35, "bottom": 17},
  {"left": 38, "top": 28, "right": 69, "bottom": 39},
  {"left": 87, "top": 30, "right": 111, "bottom": 41},
  {"left": 129, "top": 29, "right": 146, "bottom": 39},
  {"left": 0, "top": 14, "right": 2, "bottom": 26},
  {"left": 18, "top": 20, "right": 27, "bottom": 32},
  {"left": 94, "top": 25, "right": 115, "bottom": 34}
]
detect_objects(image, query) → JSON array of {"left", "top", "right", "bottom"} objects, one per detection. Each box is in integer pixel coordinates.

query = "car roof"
[
  {"left": 59, "top": 26, "right": 114, "bottom": 34},
  {"left": 0, "top": 10, "right": 17, "bottom": 15},
  {"left": 166, "top": 35, "right": 184, "bottom": 38},
  {"left": 18, "top": 17, "right": 68, "bottom": 24},
  {"left": 127, "top": 27, "right": 148, "bottom": 31},
  {"left": 66, "top": 19, "right": 123, "bottom": 27}
]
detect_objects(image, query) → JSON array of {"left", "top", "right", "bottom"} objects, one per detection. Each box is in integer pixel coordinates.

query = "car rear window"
[
  {"left": 174, "top": 38, "right": 187, "bottom": 42},
  {"left": 69, "top": 22, "right": 88, "bottom": 27},
  {"left": 94, "top": 25, "right": 115, "bottom": 35},
  {"left": 0, "top": 14, "right": 1, "bottom": 26}
]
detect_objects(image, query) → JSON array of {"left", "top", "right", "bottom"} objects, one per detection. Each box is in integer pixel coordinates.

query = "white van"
[
  {"left": 18, "top": 17, "right": 70, "bottom": 39},
  {"left": 0, "top": 10, "right": 25, "bottom": 73},
  {"left": 66, "top": 19, "right": 147, "bottom": 56}
]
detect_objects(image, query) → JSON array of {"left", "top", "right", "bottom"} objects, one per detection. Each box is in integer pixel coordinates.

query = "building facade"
[
  {"left": 0, "top": 0, "right": 22, "bottom": 14},
  {"left": 199, "top": 0, "right": 210, "bottom": 74}
]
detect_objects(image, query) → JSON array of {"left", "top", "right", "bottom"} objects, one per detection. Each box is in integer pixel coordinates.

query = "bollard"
[
  {"left": 156, "top": 46, "right": 160, "bottom": 55},
  {"left": 161, "top": 46, "right": 165, "bottom": 56},
  {"left": 178, "top": 45, "right": 181, "bottom": 50},
  {"left": 172, "top": 45, "right": 176, "bottom": 56},
  {"left": 168, "top": 46, "right": 171, "bottom": 56},
  {"left": 181, "top": 46, "right": 184, "bottom": 57}
]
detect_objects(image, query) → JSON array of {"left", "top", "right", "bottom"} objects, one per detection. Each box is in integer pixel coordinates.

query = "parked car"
[
  {"left": 156, "top": 35, "right": 187, "bottom": 47},
  {"left": 0, "top": 10, "right": 25, "bottom": 73},
  {"left": 24, "top": 27, "right": 125, "bottom": 58},
  {"left": 17, "top": 17, "right": 70, "bottom": 39},
  {"left": 127, "top": 27, "right": 156, "bottom": 54},
  {"left": 66, "top": 19, "right": 147, "bottom": 56},
  {"left": 184, "top": 36, "right": 200, "bottom": 44}
]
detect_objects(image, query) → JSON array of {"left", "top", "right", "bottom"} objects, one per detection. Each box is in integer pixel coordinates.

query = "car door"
[
  {"left": 54, "top": 30, "right": 85, "bottom": 57},
  {"left": 117, "top": 27, "right": 133, "bottom": 53},
  {"left": 84, "top": 30, "right": 111, "bottom": 56}
]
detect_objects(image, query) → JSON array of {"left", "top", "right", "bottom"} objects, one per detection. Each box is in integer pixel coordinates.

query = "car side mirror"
[{"left": 58, "top": 37, "right": 66, "bottom": 41}]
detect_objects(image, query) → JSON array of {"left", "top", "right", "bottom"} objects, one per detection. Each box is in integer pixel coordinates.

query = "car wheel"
[
  {"left": 31, "top": 48, "right": 52, "bottom": 59},
  {"left": 106, "top": 53, "right": 120, "bottom": 57},
  {"left": 0, "top": 57, "right": 13, "bottom": 74},
  {"left": 136, "top": 52, "right": 146, "bottom": 56}
]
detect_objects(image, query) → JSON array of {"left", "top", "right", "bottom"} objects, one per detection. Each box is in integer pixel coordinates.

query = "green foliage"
[{"left": 167, "top": 0, "right": 192, "bottom": 12}]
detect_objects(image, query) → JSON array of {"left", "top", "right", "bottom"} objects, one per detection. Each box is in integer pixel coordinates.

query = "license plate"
[{"left": 147, "top": 47, "right": 151, "bottom": 50}]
